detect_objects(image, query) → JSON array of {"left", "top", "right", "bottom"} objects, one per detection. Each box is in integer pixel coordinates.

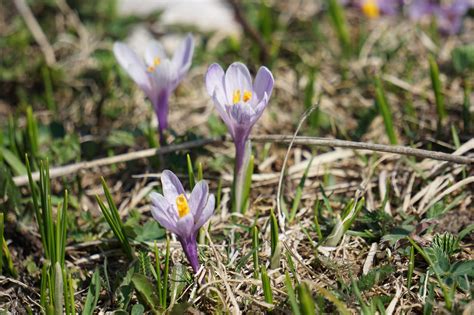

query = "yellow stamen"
[
  {"left": 233, "top": 90, "right": 241, "bottom": 104},
  {"left": 243, "top": 90, "right": 252, "bottom": 102},
  {"left": 362, "top": 0, "right": 380, "bottom": 18},
  {"left": 176, "top": 194, "right": 190, "bottom": 218},
  {"left": 147, "top": 57, "right": 161, "bottom": 72}
]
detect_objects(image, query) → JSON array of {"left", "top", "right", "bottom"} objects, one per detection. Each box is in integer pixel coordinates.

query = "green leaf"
[
  {"left": 82, "top": 269, "right": 101, "bottom": 315},
  {"left": 298, "top": 282, "right": 316, "bottom": 315},
  {"left": 0, "top": 165, "right": 21, "bottom": 213},
  {"left": 131, "top": 274, "right": 160, "bottom": 311},
  {"left": 450, "top": 260, "right": 474, "bottom": 278},
  {"left": 284, "top": 271, "right": 301, "bottom": 315},
  {"left": 131, "top": 304, "right": 145, "bottom": 315},
  {"left": 429, "top": 55, "right": 446, "bottom": 125},
  {"left": 452, "top": 44, "right": 474, "bottom": 74},
  {"left": 261, "top": 265, "right": 273, "bottom": 305},
  {"left": 0, "top": 148, "right": 27, "bottom": 175},
  {"left": 132, "top": 221, "right": 165, "bottom": 243},
  {"left": 374, "top": 77, "right": 397, "bottom": 145}
]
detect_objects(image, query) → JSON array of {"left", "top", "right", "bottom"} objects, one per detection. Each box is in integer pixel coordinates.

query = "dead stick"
[
  {"left": 228, "top": 0, "right": 270, "bottom": 63},
  {"left": 13, "top": 138, "right": 221, "bottom": 186},
  {"left": 13, "top": 0, "right": 56, "bottom": 65},
  {"left": 250, "top": 135, "right": 474, "bottom": 165},
  {"left": 13, "top": 135, "right": 472, "bottom": 186}
]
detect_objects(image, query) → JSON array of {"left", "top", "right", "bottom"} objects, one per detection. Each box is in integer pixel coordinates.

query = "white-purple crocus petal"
[
  {"left": 205, "top": 62, "right": 274, "bottom": 172},
  {"left": 113, "top": 34, "right": 194, "bottom": 138},
  {"left": 436, "top": 0, "right": 472, "bottom": 35},
  {"left": 408, "top": 0, "right": 473, "bottom": 34},
  {"left": 150, "top": 170, "right": 214, "bottom": 273}
]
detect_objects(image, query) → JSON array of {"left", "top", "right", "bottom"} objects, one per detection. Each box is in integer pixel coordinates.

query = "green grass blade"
[
  {"left": 252, "top": 226, "right": 259, "bottom": 279},
  {"left": 26, "top": 106, "right": 39, "bottom": 159},
  {"left": 327, "top": 0, "right": 350, "bottom": 54},
  {"left": 428, "top": 55, "right": 446, "bottom": 125},
  {"left": 313, "top": 199, "right": 323, "bottom": 241},
  {"left": 270, "top": 208, "right": 278, "bottom": 258},
  {"left": 463, "top": 82, "right": 471, "bottom": 132},
  {"left": 241, "top": 155, "right": 254, "bottom": 214},
  {"left": 54, "top": 262, "right": 64, "bottom": 315},
  {"left": 83, "top": 269, "right": 101, "bottom": 315},
  {"left": 0, "top": 213, "right": 3, "bottom": 275},
  {"left": 375, "top": 77, "right": 397, "bottom": 145},
  {"left": 162, "top": 237, "right": 170, "bottom": 309},
  {"left": 197, "top": 162, "right": 203, "bottom": 181},
  {"left": 407, "top": 245, "right": 415, "bottom": 290},
  {"left": 154, "top": 241, "right": 163, "bottom": 306},
  {"left": 0, "top": 148, "right": 27, "bottom": 175},
  {"left": 298, "top": 282, "right": 316, "bottom": 315},
  {"left": 186, "top": 154, "right": 195, "bottom": 188},
  {"left": 290, "top": 157, "right": 313, "bottom": 222},
  {"left": 261, "top": 264, "right": 273, "bottom": 305},
  {"left": 284, "top": 271, "right": 301, "bottom": 315},
  {"left": 216, "top": 178, "right": 222, "bottom": 213}
]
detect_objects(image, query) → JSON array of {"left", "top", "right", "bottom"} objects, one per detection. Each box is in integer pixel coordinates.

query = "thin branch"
[
  {"left": 13, "top": 138, "right": 221, "bottom": 186},
  {"left": 227, "top": 0, "right": 270, "bottom": 64},
  {"left": 13, "top": 135, "right": 473, "bottom": 186},
  {"left": 13, "top": 0, "right": 56, "bottom": 66},
  {"left": 276, "top": 103, "right": 318, "bottom": 231},
  {"left": 250, "top": 135, "right": 474, "bottom": 165}
]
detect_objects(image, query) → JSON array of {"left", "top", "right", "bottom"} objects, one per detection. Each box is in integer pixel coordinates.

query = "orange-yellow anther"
[
  {"left": 243, "top": 90, "right": 252, "bottom": 102},
  {"left": 147, "top": 57, "right": 161, "bottom": 72},
  {"left": 176, "top": 194, "right": 190, "bottom": 218},
  {"left": 362, "top": 0, "right": 380, "bottom": 18},
  {"left": 232, "top": 90, "right": 241, "bottom": 104}
]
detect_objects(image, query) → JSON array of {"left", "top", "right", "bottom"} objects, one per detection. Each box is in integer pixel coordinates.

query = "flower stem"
[
  {"left": 232, "top": 139, "right": 251, "bottom": 213},
  {"left": 179, "top": 234, "right": 200, "bottom": 274}
]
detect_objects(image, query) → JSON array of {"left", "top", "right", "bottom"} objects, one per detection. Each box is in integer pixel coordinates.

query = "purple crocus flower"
[
  {"left": 150, "top": 170, "right": 214, "bottom": 273},
  {"left": 358, "top": 0, "right": 403, "bottom": 18},
  {"left": 113, "top": 34, "right": 194, "bottom": 140},
  {"left": 407, "top": 0, "right": 437, "bottom": 20},
  {"left": 408, "top": 0, "right": 472, "bottom": 34},
  {"left": 435, "top": 0, "right": 472, "bottom": 35},
  {"left": 205, "top": 62, "right": 274, "bottom": 172}
]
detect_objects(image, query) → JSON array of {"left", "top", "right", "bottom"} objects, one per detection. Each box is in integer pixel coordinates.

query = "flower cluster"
[
  {"left": 341, "top": 0, "right": 473, "bottom": 34},
  {"left": 113, "top": 34, "right": 275, "bottom": 273}
]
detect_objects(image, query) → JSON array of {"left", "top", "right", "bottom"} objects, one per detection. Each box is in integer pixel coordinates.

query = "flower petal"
[
  {"left": 161, "top": 170, "right": 186, "bottom": 204},
  {"left": 145, "top": 40, "right": 167, "bottom": 67},
  {"left": 213, "top": 92, "right": 234, "bottom": 137},
  {"left": 113, "top": 42, "right": 151, "bottom": 94},
  {"left": 150, "top": 192, "right": 179, "bottom": 234},
  {"left": 253, "top": 66, "right": 274, "bottom": 102},
  {"left": 205, "top": 63, "right": 227, "bottom": 105},
  {"left": 229, "top": 103, "right": 257, "bottom": 125},
  {"left": 224, "top": 62, "right": 252, "bottom": 105},
  {"left": 176, "top": 213, "right": 194, "bottom": 238},
  {"left": 189, "top": 180, "right": 208, "bottom": 217},
  {"left": 172, "top": 33, "right": 194, "bottom": 76},
  {"left": 194, "top": 194, "right": 215, "bottom": 232},
  {"left": 151, "top": 59, "right": 176, "bottom": 92}
]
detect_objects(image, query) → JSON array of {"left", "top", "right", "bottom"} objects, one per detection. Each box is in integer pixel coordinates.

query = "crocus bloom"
[
  {"left": 435, "top": 0, "right": 472, "bottom": 35},
  {"left": 408, "top": 0, "right": 473, "bottom": 34},
  {"left": 113, "top": 34, "right": 194, "bottom": 139},
  {"left": 150, "top": 170, "right": 215, "bottom": 273},
  {"left": 358, "top": 0, "right": 402, "bottom": 18},
  {"left": 205, "top": 62, "right": 274, "bottom": 172},
  {"left": 407, "top": 0, "right": 437, "bottom": 20}
]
